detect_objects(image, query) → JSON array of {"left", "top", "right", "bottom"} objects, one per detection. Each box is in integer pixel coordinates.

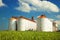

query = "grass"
[{"left": 0, "top": 31, "right": 60, "bottom": 40}]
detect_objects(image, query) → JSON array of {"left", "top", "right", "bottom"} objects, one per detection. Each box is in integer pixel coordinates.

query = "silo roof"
[
  {"left": 38, "top": 15, "right": 46, "bottom": 18},
  {"left": 10, "top": 16, "right": 18, "bottom": 20},
  {"left": 19, "top": 16, "right": 36, "bottom": 22}
]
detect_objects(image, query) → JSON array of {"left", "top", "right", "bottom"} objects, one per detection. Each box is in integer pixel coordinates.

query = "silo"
[
  {"left": 9, "top": 16, "right": 17, "bottom": 31},
  {"left": 53, "top": 21, "right": 58, "bottom": 31},
  {"left": 37, "top": 15, "right": 53, "bottom": 32},
  {"left": 17, "top": 16, "right": 26, "bottom": 31}
]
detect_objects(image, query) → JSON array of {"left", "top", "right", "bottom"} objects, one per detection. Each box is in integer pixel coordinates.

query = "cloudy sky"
[{"left": 0, "top": 0, "right": 60, "bottom": 30}]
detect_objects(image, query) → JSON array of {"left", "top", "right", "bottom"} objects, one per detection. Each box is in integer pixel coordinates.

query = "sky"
[{"left": 0, "top": 0, "right": 60, "bottom": 30}]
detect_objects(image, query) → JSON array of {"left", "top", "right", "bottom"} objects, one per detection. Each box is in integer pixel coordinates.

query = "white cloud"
[
  {"left": 55, "top": 20, "right": 60, "bottom": 25},
  {"left": 48, "top": 18, "right": 54, "bottom": 22},
  {"left": 31, "top": 7, "right": 37, "bottom": 11},
  {"left": 15, "top": 0, "right": 59, "bottom": 13},
  {"left": 48, "top": 18, "right": 59, "bottom": 24},
  {"left": 56, "top": 15, "right": 60, "bottom": 18},
  {"left": 0, "top": 0, "right": 5, "bottom": 7},
  {"left": 16, "top": 2, "right": 31, "bottom": 12},
  {"left": 41, "top": 1, "right": 59, "bottom": 12}
]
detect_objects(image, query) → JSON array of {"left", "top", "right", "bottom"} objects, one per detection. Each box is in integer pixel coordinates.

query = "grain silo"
[
  {"left": 17, "top": 16, "right": 37, "bottom": 31},
  {"left": 37, "top": 15, "right": 53, "bottom": 32},
  {"left": 9, "top": 16, "right": 17, "bottom": 31},
  {"left": 17, "top": 16, "right": 24, "bottom": 31}
]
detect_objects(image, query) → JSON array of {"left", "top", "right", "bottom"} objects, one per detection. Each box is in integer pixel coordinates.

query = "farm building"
[
  {"left": 17, "top": 16, "right": 37, "bottom": 31},
  {"left": 37, "top": 15, "right": 58, "bottom": 32},
  {"left": 9, "top": 16, "right": 37, "bottom": 31},
  {"left": 8, "top": 16, "right": 18, "bottom": 31},
  {"left": 9, "top": 15, "right": 58, "bottom": 32}
]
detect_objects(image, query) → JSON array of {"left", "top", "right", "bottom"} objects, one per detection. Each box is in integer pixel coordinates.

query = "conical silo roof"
[{"left": 38, "top": 15, "right": 46, "bottom": 18}]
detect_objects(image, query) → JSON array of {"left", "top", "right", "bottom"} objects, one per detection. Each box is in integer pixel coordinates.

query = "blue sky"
[{"left": 0, "top": 0, "right": 60, "bottom": 30}]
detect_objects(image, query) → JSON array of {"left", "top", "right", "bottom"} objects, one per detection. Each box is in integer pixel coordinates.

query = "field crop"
[{"left": 0, "top": 31, "right": 60, "bottom": 40}]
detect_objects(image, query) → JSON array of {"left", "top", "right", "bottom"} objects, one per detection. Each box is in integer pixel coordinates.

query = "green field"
[{"left": 0, "top": 31, "right": 60, "bottom": 40}]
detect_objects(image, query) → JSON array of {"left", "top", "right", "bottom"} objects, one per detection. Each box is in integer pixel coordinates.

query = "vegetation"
[{"left": 0, "top": 31, "right": 60, "bottom": 40}]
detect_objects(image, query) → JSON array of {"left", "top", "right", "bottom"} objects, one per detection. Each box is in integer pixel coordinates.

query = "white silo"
[
  {"left": 17, "top": 16, "right": 37, "bottom": 31},
  {"left": 9, "top": 16, "right": 17, "bottom": 31},
  {"left": 37, "top": 15, "right": 53, "bottom": 32},
  {"left": 17, "top": 16, "right": 26, "bottom": 31}
]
